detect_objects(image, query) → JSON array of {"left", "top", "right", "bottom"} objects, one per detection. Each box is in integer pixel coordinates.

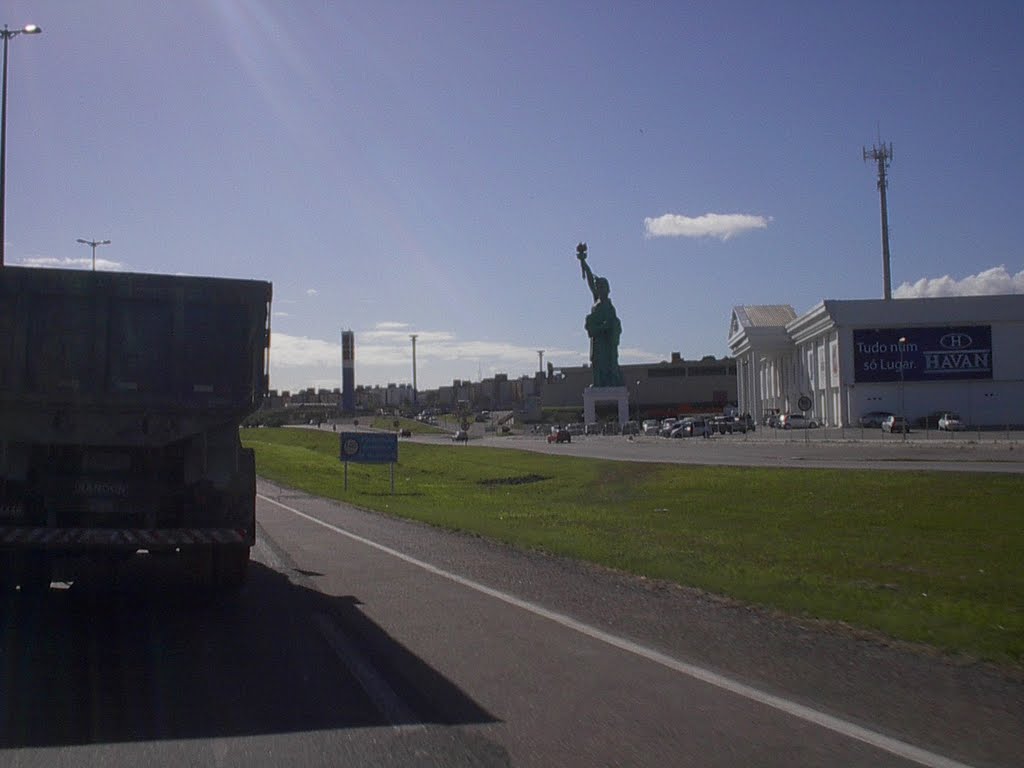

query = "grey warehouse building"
[{"left": 727, "top": 295, "right": 1024, "bottom": 428}]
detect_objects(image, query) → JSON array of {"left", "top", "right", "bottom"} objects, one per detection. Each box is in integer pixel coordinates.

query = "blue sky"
[{"left": 5, "top": 1, "right": 1022, "bottom": 392}]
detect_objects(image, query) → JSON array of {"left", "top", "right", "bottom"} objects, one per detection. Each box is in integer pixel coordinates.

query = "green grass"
[
  {"left": 243, "top": 428, "right": 1024, "bottom": 667},
  {"left": 368, "top": 415, "right": 447, "bottom": 435}
]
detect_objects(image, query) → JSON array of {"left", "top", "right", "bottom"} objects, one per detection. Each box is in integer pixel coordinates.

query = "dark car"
[
  {"left": 710, "top": 416, "right": 733, "bottom": 435},
  {"left": 734, "top": 414, "right": 756, "bottom": 433},
  {"left": 881, "top": 415, "right": 910, "bottom": 433},
  {"left": 671, "top": 417, "right": 708, "bottom": 437},
  {"left": 547, "top": 427, "right": 572, "bottom": 443},
  {"left": 859, "top": 411, "right": 894, "bottom": 428}
]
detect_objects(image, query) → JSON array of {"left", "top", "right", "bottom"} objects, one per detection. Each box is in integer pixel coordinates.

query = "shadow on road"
[{"left": 0, "top": 557, "right": 497, "bottom": 749}]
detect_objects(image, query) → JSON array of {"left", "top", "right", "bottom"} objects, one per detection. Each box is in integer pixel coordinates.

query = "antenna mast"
[
  {"left": 409, "top": 334, "right": 418, "bottom": 404},
  {"left": 863, "top": 140, "right": 894, "bottom": 299}
]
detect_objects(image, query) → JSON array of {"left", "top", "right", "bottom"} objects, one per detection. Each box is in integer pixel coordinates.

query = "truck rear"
[{"left": 0, "top": 266, "right": 271, "bottom": 592}]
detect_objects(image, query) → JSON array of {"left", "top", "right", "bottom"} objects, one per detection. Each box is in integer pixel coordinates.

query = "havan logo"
[
  {"left": 924, "top": 348, "right": 991, "bottom": 373},
  {"left": 939, "top": 332, "right": 973, "bottom": 350}
]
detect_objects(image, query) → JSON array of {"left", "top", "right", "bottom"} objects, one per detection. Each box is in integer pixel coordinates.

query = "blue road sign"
[{"left": 339, "top": 432, "right": 398, "bottom": 464}]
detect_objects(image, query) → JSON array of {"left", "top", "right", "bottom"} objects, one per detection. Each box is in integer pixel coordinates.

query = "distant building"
[
  {"left": 540, "top": 353, "right": 736, "bottom": 419},
  {"left": 425, "top": 354, "right": 737, "bottom": 420}
]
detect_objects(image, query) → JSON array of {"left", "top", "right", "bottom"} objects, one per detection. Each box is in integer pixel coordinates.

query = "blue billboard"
[
  {"left": 853, "top": 326, "right": 992, "bottom": 383},
  {"left": 339, "top": 432, "right": 398, "bottom": 464}
]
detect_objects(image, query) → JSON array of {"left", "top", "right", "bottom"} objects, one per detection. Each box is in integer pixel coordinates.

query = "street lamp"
[
  {"left": 1, "top": 23, "right": 42, "bottom": 267},
  {"left": 898, "top": 336, "right": 907, "bottom": 441},
  {"left": 409, "top": 334, "right": 418, "bottom": 407},
  {"left": 635, "top": 380, "right": 641, "bottom": 425},
  {"left": 77, "top": 238, "right": 110, "bottom": 271}
]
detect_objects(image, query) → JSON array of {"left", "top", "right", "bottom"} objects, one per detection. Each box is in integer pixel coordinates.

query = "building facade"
[{"left": 728, "top": 296, "right": 1024, "bottom": 427}]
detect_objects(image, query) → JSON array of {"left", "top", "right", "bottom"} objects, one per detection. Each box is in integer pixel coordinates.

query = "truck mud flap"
[{"left": 0, "top": 527, "right": 248, "bottom": 550}]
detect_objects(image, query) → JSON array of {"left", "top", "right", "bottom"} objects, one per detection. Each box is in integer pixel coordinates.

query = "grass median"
[{"left": 242, "top": 427, "right": 1024, "bottom": 667}]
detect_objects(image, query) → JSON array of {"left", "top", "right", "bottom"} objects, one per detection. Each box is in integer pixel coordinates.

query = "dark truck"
[{"left": 0, "top": 266, "right": 271, "bottom": 592}]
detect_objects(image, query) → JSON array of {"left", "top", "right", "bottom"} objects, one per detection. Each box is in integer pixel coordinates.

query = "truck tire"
[{"left": 212, "top": 544, "right": 249, "bottom": 591}]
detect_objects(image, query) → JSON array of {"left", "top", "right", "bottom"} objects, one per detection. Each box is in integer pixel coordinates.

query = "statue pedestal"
[{"left": 583, "top": 386, "right": 630, "bottom": 426}]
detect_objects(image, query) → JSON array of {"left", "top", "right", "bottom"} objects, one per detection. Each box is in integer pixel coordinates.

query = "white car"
[
  {"left": 938, "top": 412, "right": 964, "bottom": 431},
  {"left": 780, "top": 414, "right": 819, "bottom": 429}
]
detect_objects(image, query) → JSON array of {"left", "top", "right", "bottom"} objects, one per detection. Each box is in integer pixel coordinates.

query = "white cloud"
[
  {"left": 306, "top": 288, "right": 318, "bottom": 296},
  {"left": 270, "top": 332, "right": 339, "bottom": 367},
  {"left": 267, "top": 326, "right": 586, "bottom": 392},
  {"left": 267, "top": 321, "right": 672, "bottom": 392},
  {"left": 19, "top": 256, "right": 125, "bottom": 271},
  {"left": 362, "top": 327, "right": 454, "bottom": 343},
  {"left": 894, "top": 265, "right": 1024, "bottom": 298},
  {"left": 644, "top": 212, "right": 770, "bottom": 241}
]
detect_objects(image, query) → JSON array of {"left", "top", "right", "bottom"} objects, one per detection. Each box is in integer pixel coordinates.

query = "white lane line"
[
  {"left": 258, "top": 492, "right": 976, "bottom": 768},
  {"left": 313, "top": 613, "right": 425, "bottom": 732},
  {"left": 254, "top": 526, "right": 422, "bottom": 730}
]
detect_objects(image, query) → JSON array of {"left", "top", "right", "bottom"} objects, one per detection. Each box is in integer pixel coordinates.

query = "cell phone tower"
[
  {"left": 863, "top": 140, "right": 894, "bottom": 300},
  {"left": 410, "top": 334, "right": 418, "bottom": 405}
]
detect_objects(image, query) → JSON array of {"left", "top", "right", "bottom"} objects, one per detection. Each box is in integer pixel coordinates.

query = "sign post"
[
  {"left": 797, "top": 395, "right": 813, "bottom": 442},
  {"left": 339, "top": 432, "right": 399, "bottom": 493}
]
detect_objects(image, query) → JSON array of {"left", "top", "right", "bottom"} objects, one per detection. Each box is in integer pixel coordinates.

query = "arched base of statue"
[{"left": 583, "top": 386, "right": 630, "bottom": 426}]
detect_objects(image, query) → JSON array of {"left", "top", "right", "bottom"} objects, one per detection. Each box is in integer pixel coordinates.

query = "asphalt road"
[
  {"left": 419, "top": 429, "right": 1024, "bottom": 473},
  {"left": 3, "top": 477, "right": 1020, "bottom": 767}
]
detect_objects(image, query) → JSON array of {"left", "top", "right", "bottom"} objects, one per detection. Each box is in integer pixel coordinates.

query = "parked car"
[
  {"left": 452, "top": 429, "right": 469, "bottom": 441},
  {"left": 779, "top": 414, "right": 818, "bottom": 429},
  {"left": 918, "top": 411, "right": 949, "bottom": 430},
  {"left": 547, "top": 427, "right": 572, "bottom": 443},
  {"left": 710, "top": 415, "right": 733, "bottom": 435},
  {"left": 672, "top": 417, "right": 708, "bottom": 437},
  {"left": 733, "top": 414, "right": 756, "bottom": 433},
  {"left": 881, "top": 415, "right": 910, "bottom": 433},
  {"left": 668, "top": 420, "right": 691, "bottom": 438},
  {"left": 938, "top": 412, "right": 964, "bottom": 431},
  {"left": 858, "top": 411, "right": 894, "bottom": 428},
  {"left": 642, "top": 419, "right": 661, "bottom": 436},
  {"left": 659, "top": 419, "right": 681, "bottom": 438}
]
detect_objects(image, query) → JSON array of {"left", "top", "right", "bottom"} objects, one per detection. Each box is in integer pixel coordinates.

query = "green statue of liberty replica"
[{"left": 576, "top": 242, "right": 624, "bottom": 387}]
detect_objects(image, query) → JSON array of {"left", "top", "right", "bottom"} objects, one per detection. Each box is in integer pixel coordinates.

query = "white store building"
[{"left": 727, "top": 296, "right": 1024, "bottom": 428}]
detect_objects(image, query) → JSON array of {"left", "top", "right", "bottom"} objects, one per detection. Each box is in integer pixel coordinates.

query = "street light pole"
[
  {"left": 1, "top": 23, "right": 42, "bottom": 268},
  {"left": 77, "top": 237, "right": 110, "bottom": 271},
  {"left": 409, "top": 334, "right": 418, "bottom": 407},
  {"left": 635, "top": 380, "right": 641, "bottom": 424},
  {"left": 898, "top": 336, "right": 907, "bottom": 442}
]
